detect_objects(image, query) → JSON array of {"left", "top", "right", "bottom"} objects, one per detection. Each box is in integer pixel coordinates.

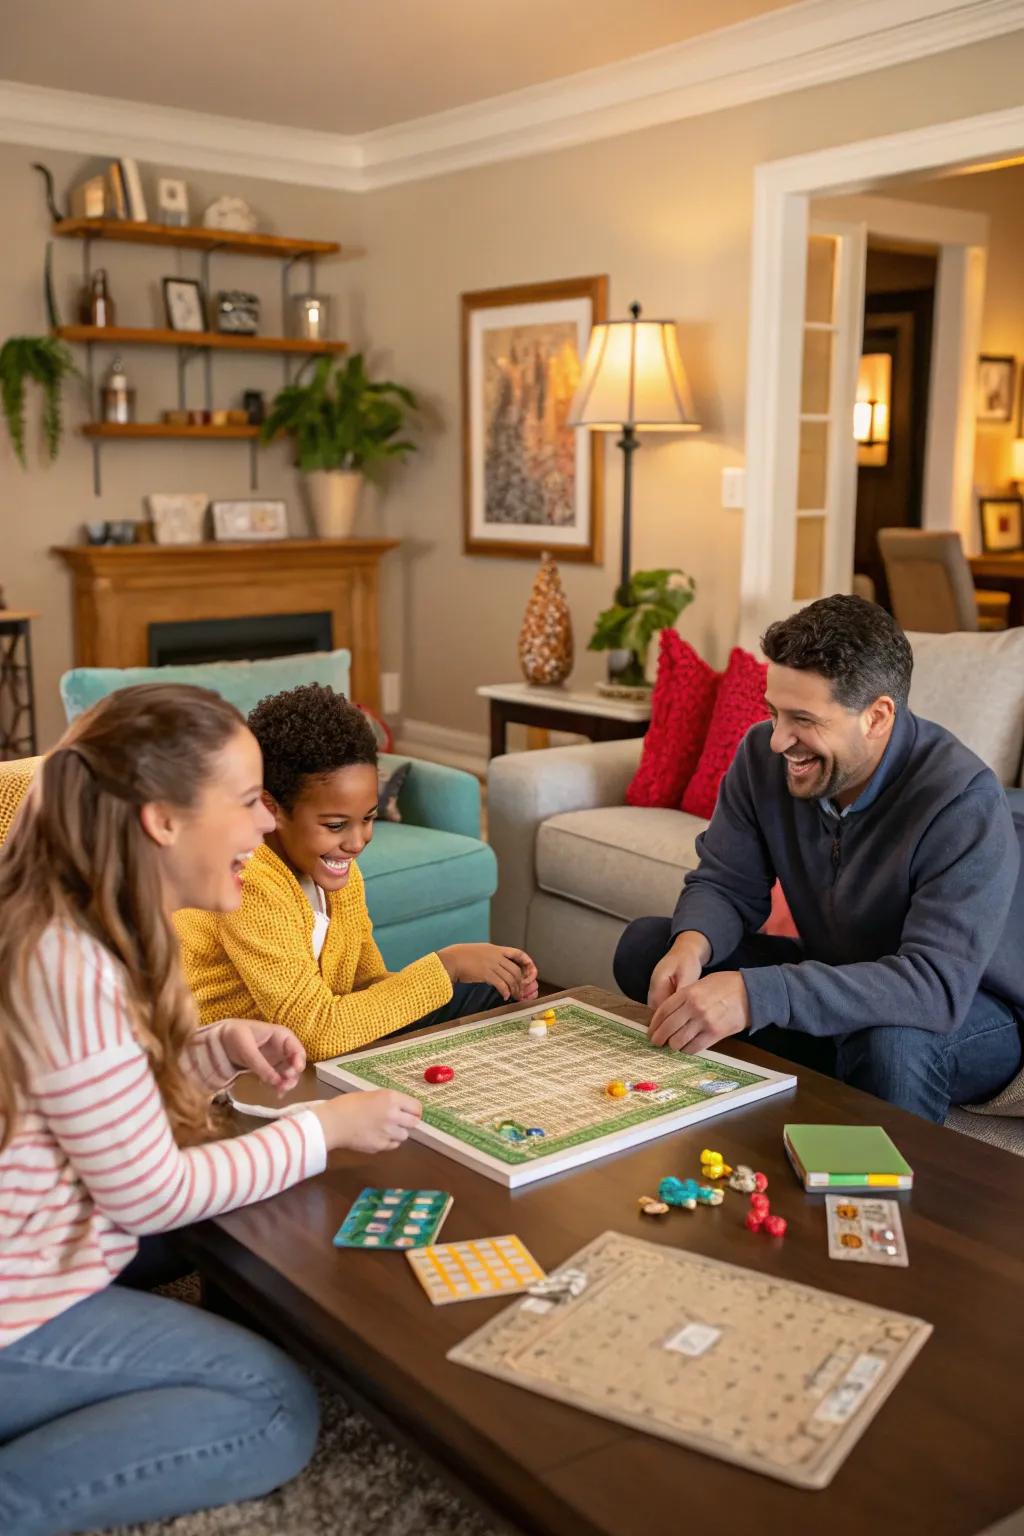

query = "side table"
[
  {"left": 477, "top": 681, "right": 650, "bottom": 759},
  {"left": 0, "top": 610, "right": 39, "bottom": 760}
]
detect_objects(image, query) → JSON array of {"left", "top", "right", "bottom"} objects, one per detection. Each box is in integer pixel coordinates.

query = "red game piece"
[
  {"left": 632, "top": 1081, "right": 659, "bottom": 1093},
  {"left": 423, "top": 1064, "right": 454, "bottom": 1085},
  {"left": 744, "top": 1211, "right": 764, "bottom": 1233},
  {"left": 763, "top": 1214, "right": 787, "bottom": 1237},
  {"left": 749, "top": 1193, "right": 770, "bottom": 1217},
  {"left": 754, "top": 1172, "right": 768, "bottom": 1193}
]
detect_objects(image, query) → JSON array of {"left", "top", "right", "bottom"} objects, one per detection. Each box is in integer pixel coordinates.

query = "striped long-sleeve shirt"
[{"left": 0, "top": 920, "right": 326, "bottom": 1346}]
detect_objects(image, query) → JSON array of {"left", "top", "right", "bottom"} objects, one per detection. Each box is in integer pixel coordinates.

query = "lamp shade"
[{"left": 567, "top": 302, "right": 700, "bottom": 432}]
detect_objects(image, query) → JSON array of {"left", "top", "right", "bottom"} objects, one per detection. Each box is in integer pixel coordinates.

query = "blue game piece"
[
  {"left": 526, "top": 1127, "right": 545, "bottom": 1138},
  {"left": 657, "top": 1175, "right": 722, "bottom": 1210}
]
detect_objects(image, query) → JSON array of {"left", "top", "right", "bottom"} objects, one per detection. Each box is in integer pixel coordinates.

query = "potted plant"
[
  {"left": 0, "top": 336, "right": 78, "bottom": 467},
  {"left": 261, "top": 352, "right": 418, "bottom": 538},
  {"left": 588, "top": 568, "right": 696, "bottom": 690}
]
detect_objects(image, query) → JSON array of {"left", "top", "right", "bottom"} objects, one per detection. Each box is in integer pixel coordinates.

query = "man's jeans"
[
  {"left": 0, "top": 1284, "right": 319, "bottom": 1535},
  {"left": 613, "top": 917, "right": 1023, "bottom": 1123}
]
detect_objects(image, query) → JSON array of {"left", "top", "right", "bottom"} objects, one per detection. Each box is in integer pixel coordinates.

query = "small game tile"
[
  {"left": 406, "top": 1235, "right": 545, "bottom": 1305},
  {"left": 333, "top": 1188, "right": 453, "bottom": 1250}
]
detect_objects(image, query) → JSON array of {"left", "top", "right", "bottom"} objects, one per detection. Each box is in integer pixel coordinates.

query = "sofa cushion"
[
  {"left": 60, "top": 648, "right": 352, "bottom": 723},
  {"left": 682, "top": 647, "right": 769, "bottom": 819},
  {"left": 907, "top": 628, "right": 1024, "bottom": 785},
  {"left": 626, "top": 630, "right": 719, "bottom": 808},
  {"left": 536, "top": 805, "right": 706, "bottom": 923},
  {"left": 359, "top": 821, "right": 497, "bottom": 928}
]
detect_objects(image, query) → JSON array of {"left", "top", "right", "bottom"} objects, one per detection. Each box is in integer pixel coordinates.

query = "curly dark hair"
[
  {"left": 761, "top": 594, "right": 913, "bottom": 710},
  {"left": 247, "top": 683, "right": 378, "bottom": 811}
]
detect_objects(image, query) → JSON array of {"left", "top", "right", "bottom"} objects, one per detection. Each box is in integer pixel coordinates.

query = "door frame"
[{"left": 741, "top": 103, "right": 1024, "bottom": 648}]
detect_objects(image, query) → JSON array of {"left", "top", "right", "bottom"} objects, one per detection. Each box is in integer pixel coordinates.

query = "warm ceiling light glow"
[{"left": 568, "top": 305, "right": 701, "bottom": 433}]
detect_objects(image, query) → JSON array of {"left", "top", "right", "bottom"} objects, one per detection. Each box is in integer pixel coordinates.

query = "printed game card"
[
  {"left": 333, "top": 1188, "right": 452, "bottom": 1250},
  {"left": 407, "top": 1235, "right": 545, "bottom": 1305},
  {"left": 825, "top": 1195, "right": 908, "bottom": 1267}
]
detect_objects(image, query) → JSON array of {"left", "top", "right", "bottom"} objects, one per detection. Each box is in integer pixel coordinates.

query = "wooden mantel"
[{"left": 51, "top": 538, "right": 398, "bottom": 711}]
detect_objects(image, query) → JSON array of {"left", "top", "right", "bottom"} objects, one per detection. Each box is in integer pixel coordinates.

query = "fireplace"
[{"left": 148, "top": 611, "right": 333, "bottom": 666}]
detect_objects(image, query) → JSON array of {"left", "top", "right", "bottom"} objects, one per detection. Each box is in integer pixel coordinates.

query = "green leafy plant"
[
  {"left": 0, "top": 336, "right": 78, "bottom": 466},
  {"left": 261, "top": 352, "right": 418, "bottom": 474},
  {"left": 588, "top": 568, "right": 697, "bottom": 686}
]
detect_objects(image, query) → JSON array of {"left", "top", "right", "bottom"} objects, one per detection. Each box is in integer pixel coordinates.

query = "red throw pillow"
[
  {"left": 681, "top": 647, "right": 769, "bottom": 819},
  {"left": 626, "top": 631, "right": 720, "bottom": 808}
]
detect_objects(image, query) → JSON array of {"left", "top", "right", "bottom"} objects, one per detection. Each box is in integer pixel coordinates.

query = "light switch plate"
[{"left": 721, "top": 467, "right": 746, "bottom": 508}]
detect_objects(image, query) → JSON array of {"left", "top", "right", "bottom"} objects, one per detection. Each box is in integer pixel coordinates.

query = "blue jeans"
[
  {"left": 614, "top": 918, "right": 1024, "bottom": 1124},
  {"left": 402, "top": 980, "right": 506, "bottom": 1034},
  {"left": 0, "top": 1281, "right": 319, "bottom": 1535}
]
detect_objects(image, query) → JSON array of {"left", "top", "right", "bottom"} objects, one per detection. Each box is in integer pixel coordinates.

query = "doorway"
[{"left": 854, "top": 245, "right": 938, "bottom": 603}]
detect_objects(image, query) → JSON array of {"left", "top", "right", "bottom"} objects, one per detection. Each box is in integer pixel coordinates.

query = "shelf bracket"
[
  {"left": 250, "top": 437, "right": 259, "bottom": 491},
  {"left": 92, "top": 440, "right": 102, "bottom": 497},
  {"left": 176, "top": 345, "right": 207, "bottom": 410}
]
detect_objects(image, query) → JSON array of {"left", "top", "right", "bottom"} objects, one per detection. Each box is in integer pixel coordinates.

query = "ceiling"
[{"left": 3, "top": 0, "right": 796, "bottom": 135}]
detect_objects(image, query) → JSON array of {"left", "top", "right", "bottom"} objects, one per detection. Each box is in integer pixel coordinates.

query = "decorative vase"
[
  {"left": 518, "top": 552, "right": 574, "bottom": 686},
  {"left": 303, "top": 470, "right": 362, "bottom": 539}
]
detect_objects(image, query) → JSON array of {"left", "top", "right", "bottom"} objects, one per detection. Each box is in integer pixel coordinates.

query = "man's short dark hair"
[
  {"left": 247, "top": 683, "right": 378, "bottom": 811},
  {"left": 761, "top": 595, "right": 913, "bottom": 710}
]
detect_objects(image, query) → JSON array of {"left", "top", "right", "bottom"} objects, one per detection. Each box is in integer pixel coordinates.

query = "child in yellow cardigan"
[{"left": 176, "top": 683, "right": 538, "bottom": 1061}]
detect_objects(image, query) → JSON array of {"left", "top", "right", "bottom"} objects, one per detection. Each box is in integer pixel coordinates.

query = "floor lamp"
[{"left": 568, "top": 302, "right": 700, "bottom": 603}]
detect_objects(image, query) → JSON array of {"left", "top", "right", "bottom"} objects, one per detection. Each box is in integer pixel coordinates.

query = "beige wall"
[
  {"left": 877, "top": 162, "right": 1024, "bottom": 491},
  {"left": 4, "top": 30, "right": 1024, "bottom": 750}
]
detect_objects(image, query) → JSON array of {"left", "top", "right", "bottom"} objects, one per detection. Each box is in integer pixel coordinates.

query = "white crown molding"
[{"left": 2, "top": 0, "right": 1023, "bottom": 192}]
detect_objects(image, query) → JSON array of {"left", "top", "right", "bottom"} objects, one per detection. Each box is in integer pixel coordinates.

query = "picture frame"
[
  {"left": 147, "top": 493, "right": 209, "bottom": 545},
  {"left": 979, "top": 495, "right": 1024, "bottom": 554},
  {"left": 976, "top": 354, "right": 1015, "bottom": 423},
  {"left": 211, "top": 499, "right": 288, "bottom": 542},
  {"left": 462, "top": 276, "right": 607, "bottom": 562},
  {"left": 156, "top": 177, "right": 189, "bottom": 228},
  {"left": 162, "top": 277, "right": 207, "bottom": 333}
]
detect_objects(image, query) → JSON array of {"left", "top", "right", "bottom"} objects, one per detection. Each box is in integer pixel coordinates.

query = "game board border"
[{"left": 315, "top": 997, "right": 797, "bottom": 1188}]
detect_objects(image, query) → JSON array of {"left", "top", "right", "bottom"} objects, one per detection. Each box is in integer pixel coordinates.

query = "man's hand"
[
  {"left": 648, "top": 971, "right": 751, "bottom": 1053},
  {"left": 648, "top": 931, "right": 711, "bottom": 1009},
  {"left": 218, "top": 1020, "right": 306, "bottom": 1096}
]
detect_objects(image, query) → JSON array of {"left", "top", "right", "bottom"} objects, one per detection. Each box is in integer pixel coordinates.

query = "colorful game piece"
[
  {"left": 527, "top": 1267, "right": 588, "bottom": 1303},
  {"left": 632, "top": 1081, "right": 659, "bottom": 1093},
  {"left": 527, "top": 1021, "right": 550, "bottom": 1040},
  {"left": 825, "top": 1195, "right": 908, "bottom": 1267},
  {"left": 494, "top": 1119, "right": 529, "bottom": 1143},
  {"left": 658, "top": 1176, "right": 723, "bottom": 1209},
  {"left": 423, "top": 1064, "right": 454, "bottom": 1085},
  {"left": 745, "top": 1209, "right": 764, "bottom": 1232},
  {"left": 750, "top": 1192, "right": 770, "bottom": 1217},
  {"left": 699, "top": 1148, "right": 733, "bottom": 1180},
  {"left": 763, "top": 1214, "right": 788, "bottom": 1238},
  {"left": 728, "top": 1164, "right": 766, "bottom": 1193},
  {"left": 604, "top": 1079, "right": 630, "bottom": 1099},
  {"left": 638, "top": 1195, "right": 670, "bottom": 1216},
  {"left": 333, "top": 1188, "right": 453, "bottom": 1250},
  {"left": 525, "top": 1127, "right": 545, "bottom": 1138},
  {"left": 754, "top": 1171, "right": 769, "bottom": 1193},
  {"left": 407, "top": 1235, "right": 545, "bottom": 1305}
]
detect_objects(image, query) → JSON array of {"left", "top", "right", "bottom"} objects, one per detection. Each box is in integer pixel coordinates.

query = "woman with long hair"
[{"left": 0, "top": 684, "right": 420, "bottom": 1535}]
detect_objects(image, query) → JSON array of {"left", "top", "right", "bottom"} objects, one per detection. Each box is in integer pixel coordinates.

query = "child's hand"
[
  {"left": 438, "top": 943, "right": 537, "bottom": 1001},
  {"left": 219, "top": 1020, "right": 306, "bottom": 1096},
  {"left": 312, "top": 1090, "right": 422, "bottom": 1154}
]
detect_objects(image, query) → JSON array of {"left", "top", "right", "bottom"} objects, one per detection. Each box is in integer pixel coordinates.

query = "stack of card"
[
  {"left": 332, "top": 1188, "right": 452, "bottom": 1250},
  {"left": 825, "top": 1195, "right": 909, "bottom": 1267}
]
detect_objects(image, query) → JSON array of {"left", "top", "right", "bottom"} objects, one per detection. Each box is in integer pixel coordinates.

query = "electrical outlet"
[
  {"left": 721, "top": 467, "right": 746, "bottom": 509},
  {"left": 381, "top": 672, "right": 401, "bottom": 715}
]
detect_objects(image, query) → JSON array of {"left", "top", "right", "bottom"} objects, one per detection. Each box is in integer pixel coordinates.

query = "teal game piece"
[{"left": 333, "top": 1188, "right": 453, "bottom": 1250}]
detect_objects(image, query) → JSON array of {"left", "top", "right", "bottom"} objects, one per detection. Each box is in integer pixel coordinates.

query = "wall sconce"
[
  {"left": 1012, "top": 437, "right": 1024, "bottom": 488},
  {"left": 854, "top": 352, "right": 891, "bottom": 467}
]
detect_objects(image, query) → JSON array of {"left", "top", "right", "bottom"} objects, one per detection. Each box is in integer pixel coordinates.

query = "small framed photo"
[
  {"left": 211, "top": 499, "right": 288, "bottom": 542},
  {"left": 156, "top": 177, "right": 189, "bottom": 227},
  {"left": 977, "top": 354, "right": 1016, "bottom": 423},
  {"left": 979, "top": 495, "right": 1023, "bottom": 553},
  {"left": 147, "top": 493, "right": 209, "bottom": 545},
  {"left": 163, "top": 277, "right": 207, "bottom": 333}
]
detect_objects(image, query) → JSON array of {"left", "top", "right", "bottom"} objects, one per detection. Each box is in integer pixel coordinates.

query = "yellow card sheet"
[{"left": 406, "top": 1234, "right": 545, "bottom": 1306}]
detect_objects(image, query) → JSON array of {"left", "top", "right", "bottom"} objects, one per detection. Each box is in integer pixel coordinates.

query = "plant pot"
[{"left": 303, "top": 470, "right": 362, "bottom": 539}]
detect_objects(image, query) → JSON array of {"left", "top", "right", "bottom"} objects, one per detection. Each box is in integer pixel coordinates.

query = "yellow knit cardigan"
[{"left": 175, "top": 843, "right": 452, "bottom": 1061}]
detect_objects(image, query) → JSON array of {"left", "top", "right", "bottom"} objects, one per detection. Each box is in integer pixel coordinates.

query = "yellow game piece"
[
  {"left": 605, "top": 1080, "right": 629, "bottom": 1099},
  {"left": 700, "top": 1148, "right": 733, "bottom": 1179}
]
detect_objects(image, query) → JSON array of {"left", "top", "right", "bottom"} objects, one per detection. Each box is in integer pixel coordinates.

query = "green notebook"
[{"left": 783, "top": 1124, "right": 913, "bottom": 1190}]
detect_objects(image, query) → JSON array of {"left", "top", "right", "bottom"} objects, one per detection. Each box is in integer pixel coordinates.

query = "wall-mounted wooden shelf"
[
  {"left": 53, "top": 218, "right": 342, "bottom": 260},
  {"left": 81, "top": 423, "right": 261, "bottom": 440},
  {"left": 56, "top": 325, "right": 347, "bottom": 356}
]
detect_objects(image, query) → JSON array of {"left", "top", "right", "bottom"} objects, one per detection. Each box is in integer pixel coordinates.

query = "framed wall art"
[
  {"left": 979, "top": 494, "right": 1023, "bottom": 553},
  {"left": 976, "top": 354, "right": 1015, "bottom": 423},
  {"left": 211, "top": 499, "right": 288, "bottom": 541},
  {"left": 462, "top": 276, "right": 607, "bottom": 562}
]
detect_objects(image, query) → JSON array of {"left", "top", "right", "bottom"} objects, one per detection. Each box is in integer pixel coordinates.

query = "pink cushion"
[
  {"left": 681, "top": 647, "right": 770, "bottom": 820},
  {"left": 626, "top": 631, "right": 720, "bottom": 809}
]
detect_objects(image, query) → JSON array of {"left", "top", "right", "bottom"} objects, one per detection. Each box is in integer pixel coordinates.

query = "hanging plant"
[{"left": 0, "top": 336, "right": 78, "bottom": 467}]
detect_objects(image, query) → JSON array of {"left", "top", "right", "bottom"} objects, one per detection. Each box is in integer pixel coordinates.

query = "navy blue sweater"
[{"left": 672, "top": 709, "right": 1024, "bottom": 1037}]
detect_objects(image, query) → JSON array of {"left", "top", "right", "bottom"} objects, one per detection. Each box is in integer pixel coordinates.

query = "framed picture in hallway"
[
  {"left": 461, "top": 275, "right": 607, "bottom": 562},
  {"left": 976, "top": 354, "right": 1015, "bottom": 423},
  {"left": 979, "top": 495, "right": 1023, "bottom": 553}
]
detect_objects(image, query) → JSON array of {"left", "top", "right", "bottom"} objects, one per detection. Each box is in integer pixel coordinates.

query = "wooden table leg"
[{"left": 489, "top": 702, "right": 508, "bottom": 759}]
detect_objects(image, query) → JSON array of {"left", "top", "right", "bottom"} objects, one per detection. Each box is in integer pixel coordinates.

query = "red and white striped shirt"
[{"left": 0, "top": 921, "right": 326, "bottom": 1346}]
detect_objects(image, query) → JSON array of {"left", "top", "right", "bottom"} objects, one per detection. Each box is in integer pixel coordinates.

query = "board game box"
[
  {"left": 316, "top": 996, "right": 796, "bottom": 1188},
  {"left": 449, "top": 1231, "right": 932, "bottom": 1489}
]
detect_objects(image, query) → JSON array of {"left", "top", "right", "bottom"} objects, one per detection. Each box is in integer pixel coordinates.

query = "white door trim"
[{"left": 742, "top": 103, "right": 1024, "bottom": 648}]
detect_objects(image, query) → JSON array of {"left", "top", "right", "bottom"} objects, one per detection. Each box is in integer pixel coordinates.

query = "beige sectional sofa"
[{"left": 488, "top": 628, "right": 1024, "bottom": 1152}]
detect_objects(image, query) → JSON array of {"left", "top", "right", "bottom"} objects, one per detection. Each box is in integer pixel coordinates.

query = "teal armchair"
[{"left": 60, "top": 654, "right": 495, "bottom": 970}]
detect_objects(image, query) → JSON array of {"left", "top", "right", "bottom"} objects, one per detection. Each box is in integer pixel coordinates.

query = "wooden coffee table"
[{"left": 183, "top": 987, "right": 1024, "bottom": 1536}]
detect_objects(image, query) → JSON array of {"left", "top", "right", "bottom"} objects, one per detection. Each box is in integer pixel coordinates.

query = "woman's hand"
[
  {"left": 218, "top": 1019, "right": 306, "bottom": 1096},
  {"left": 311, "top": 1090, "right": 422, "bottom": 1154}
]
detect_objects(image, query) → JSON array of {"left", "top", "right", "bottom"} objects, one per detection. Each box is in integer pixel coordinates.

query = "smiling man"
[{"left": 613, "top": 595, "right": 1024, "bottom": 1122}]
